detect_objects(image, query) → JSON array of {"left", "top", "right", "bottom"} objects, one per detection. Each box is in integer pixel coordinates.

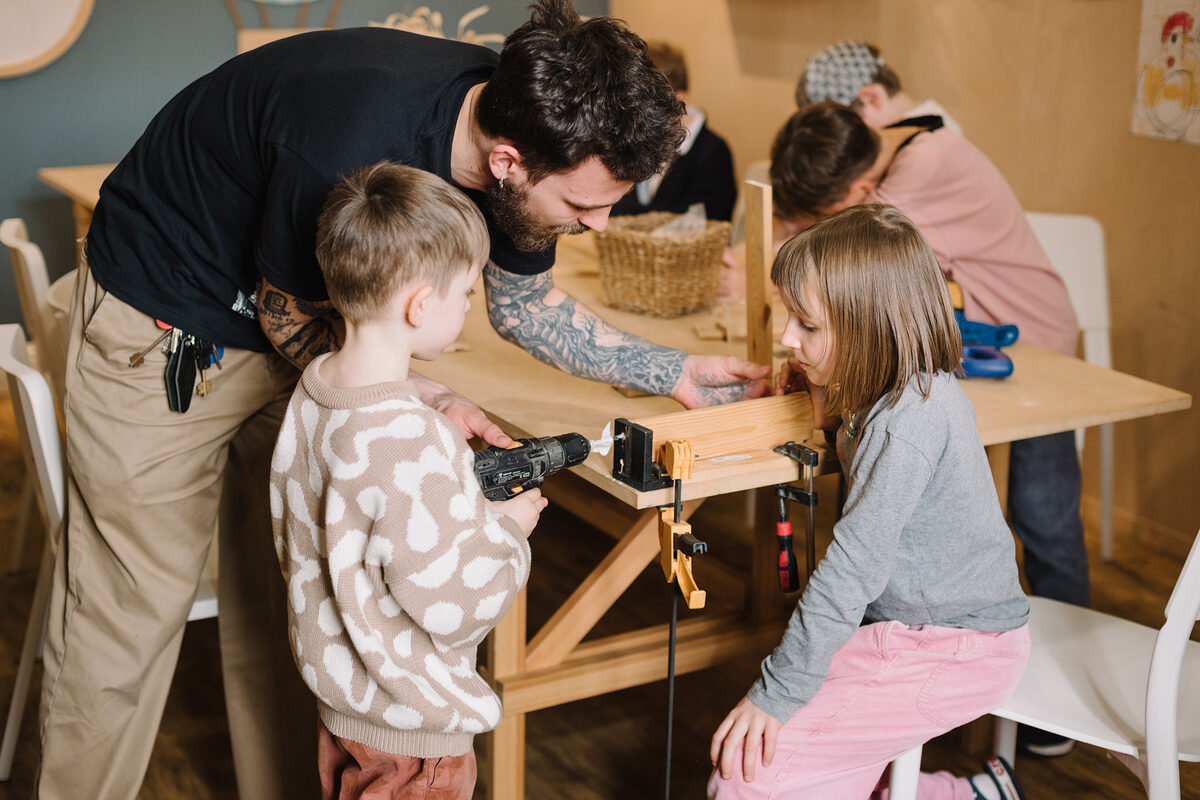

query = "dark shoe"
[{"left": 1018, "top": 723, "right": 1075, "bottom": 757}]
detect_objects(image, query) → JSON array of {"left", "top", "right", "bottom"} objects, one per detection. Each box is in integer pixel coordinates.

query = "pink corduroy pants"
[{"left": 709, "top": 621, "right": 1030, "bottom": 800}]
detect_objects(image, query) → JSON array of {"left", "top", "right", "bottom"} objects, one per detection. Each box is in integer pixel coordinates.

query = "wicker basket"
[{"left": 594, "top": 212, "right": 731, "bottom": 318}]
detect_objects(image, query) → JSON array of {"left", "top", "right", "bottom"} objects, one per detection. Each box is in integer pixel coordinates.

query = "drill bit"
[{"left": 589, "top": 422, "right": 614, "bottom": 456}]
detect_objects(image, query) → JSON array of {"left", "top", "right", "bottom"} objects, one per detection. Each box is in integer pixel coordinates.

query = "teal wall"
[{"left": 0, "top": 0, "right": 607, "bottom": 327}]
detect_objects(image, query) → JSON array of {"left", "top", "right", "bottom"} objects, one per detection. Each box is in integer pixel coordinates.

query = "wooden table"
[
  {"left": 38, "top": 165, "right": 1193, "bottom": 799},
  {"left": 37, "top": 164, "right": 115, "bottom": 257}
]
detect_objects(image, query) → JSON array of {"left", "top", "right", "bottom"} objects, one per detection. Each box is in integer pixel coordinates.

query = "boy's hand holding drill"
[{"left": 488, "top": 489, "right": 548, "bottom": 536}]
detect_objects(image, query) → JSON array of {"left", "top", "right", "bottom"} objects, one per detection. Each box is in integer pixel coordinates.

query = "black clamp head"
[
  {"left": 774, "top": 441, "right": 818, "bottom": 466},
  {"left": 612, "top": 418, "right": 674, "bottom": 492}
]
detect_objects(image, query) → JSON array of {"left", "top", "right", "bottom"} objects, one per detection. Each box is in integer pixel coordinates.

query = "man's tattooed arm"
[
  {"left": 484, "top": 263, "right": 688, "bottom": 396},
  {"left": 255, "top": 277, "right": 342, "bottom": 370}
]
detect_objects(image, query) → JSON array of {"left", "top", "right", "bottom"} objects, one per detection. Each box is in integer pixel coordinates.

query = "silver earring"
[{"left": 499, "top": 177, "right": 505, "bottom": 189}]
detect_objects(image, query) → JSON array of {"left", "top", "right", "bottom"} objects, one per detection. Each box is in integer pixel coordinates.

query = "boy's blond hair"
[
  {"left": 316, "top": 162, "right": 490, "bottom": 322},
  {"left": 771, "top": 204, "right": 961, "bottom": 419}
]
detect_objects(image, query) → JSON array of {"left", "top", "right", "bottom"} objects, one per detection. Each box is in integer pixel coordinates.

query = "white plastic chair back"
[
  {"left": 1025, "top": 211, "right": 1115, "bottom": 559},
  {"left": 1024, "top": 212, "right": 1111, "bottom": 369},
  {"left": 1, "top": 218, "right": 68, "bottom": 408}
]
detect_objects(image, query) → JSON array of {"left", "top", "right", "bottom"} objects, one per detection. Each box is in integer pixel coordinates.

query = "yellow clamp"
[{"left": 658, "top": 440, "right": 705, "bottom": 610}]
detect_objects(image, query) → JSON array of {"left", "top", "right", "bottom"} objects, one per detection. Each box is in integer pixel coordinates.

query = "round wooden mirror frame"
[{"left": 0, "top": 0, "right": 95, "bottom": 79}]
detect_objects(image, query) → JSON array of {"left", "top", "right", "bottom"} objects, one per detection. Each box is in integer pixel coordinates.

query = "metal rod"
[
  {"left": 665, "top": 590, "right": 678, "bottom": 800},
  {"left": 805, "top": 464, "right": 816, "bottom": 578},
  {"left": 665, "top": 475, "right": 683, "bottom": 799},
  {"left": 673, "top": 478, "right": 682, "bottom": 524}
]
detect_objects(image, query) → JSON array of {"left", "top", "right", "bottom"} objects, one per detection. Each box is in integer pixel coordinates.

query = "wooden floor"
[{"left": 0, "top": 394, "right": 1196, "bottom": 799}]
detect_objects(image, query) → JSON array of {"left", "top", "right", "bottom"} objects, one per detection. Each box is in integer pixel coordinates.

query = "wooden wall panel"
[{"left": 612, "top": 0, "right": 1200, "bottom": 537}]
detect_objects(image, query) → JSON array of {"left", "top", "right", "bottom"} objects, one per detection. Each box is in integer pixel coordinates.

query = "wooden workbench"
[{"left": 37, "top": 165, "right": 1192, "bottom": 799}]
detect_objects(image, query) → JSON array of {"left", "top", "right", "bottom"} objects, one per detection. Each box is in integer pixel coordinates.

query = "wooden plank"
[
  {"left": 501, "top": 618, "right": 784, "bottom": 714},
  {"left": 525, "top": 498, "right": 703, "bottom": 670},
  {"left": 743, "top": 180, "right": 774, "bottom": 370},
  {"left": 633, "top": 392, "right": 813, "bottom": 463},
  {"left": 563, "top": 613, "right": 740, "bottom": 663}
]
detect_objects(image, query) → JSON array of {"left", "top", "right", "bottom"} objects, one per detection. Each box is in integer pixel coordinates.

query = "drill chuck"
[{"left": 474, "top": 432, "right": 590, "bottom": 501}]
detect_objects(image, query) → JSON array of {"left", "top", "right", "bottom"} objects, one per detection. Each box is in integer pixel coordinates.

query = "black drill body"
[{"left": 473, "top": 433, "right": 591, "bottom": 500}]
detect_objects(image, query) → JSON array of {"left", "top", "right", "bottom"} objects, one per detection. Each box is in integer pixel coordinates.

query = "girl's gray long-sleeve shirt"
[{"left": 749, "top": 372, "right": 1029, "bottom": 723}]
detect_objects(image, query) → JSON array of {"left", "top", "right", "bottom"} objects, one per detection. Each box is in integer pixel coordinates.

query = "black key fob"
[{"left": 166, "top": 338, "right": 196, "bottom": 413}]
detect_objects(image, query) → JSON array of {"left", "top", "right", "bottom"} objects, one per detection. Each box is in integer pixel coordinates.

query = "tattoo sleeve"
[
  {"left": 483, "top": 263, "right": 687, "bottom": 396},
  {"left": 256, "top": 279, "right": 340, "bottom": 370}
]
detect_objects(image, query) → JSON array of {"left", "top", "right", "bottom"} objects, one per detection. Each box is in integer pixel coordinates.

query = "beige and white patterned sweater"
[{"left": 270, "top": 354, "right": 531, "bottom": 757}]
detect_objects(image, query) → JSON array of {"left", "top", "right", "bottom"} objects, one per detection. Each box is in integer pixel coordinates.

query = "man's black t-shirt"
[{"left": 87, "top": 27, "right": 555, "bottom": 352}]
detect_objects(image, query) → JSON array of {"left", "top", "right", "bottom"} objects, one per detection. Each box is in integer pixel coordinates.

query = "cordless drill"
[{"left": 473, "top": 433, "right": 591, "bottom": 501}]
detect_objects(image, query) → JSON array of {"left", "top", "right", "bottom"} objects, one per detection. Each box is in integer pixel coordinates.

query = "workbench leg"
[
  {"left": 487, "top": 712, "right": 525, "bottom": 800},
  {"left": 484, "top": 589, "right": 526, "bottom": 800}
]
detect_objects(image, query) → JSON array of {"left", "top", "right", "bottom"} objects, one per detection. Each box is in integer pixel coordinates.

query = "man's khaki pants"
[{"left": 36, "top": 261, "right": 318, "bottom": 798}]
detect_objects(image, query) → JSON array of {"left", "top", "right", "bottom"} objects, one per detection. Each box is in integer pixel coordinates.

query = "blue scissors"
[{"left": 956, "top": 310, "right": 1019, "bottom": 348}]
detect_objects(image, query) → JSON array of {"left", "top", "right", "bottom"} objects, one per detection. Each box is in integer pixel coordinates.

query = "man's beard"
[{"left": 486, "top": 178, "right": 588, "bottom": 252}]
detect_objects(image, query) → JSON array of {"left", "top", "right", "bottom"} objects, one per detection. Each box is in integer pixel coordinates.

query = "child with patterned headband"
[{"left": 796, "top": 39, "right": 964, "bottom": 135}]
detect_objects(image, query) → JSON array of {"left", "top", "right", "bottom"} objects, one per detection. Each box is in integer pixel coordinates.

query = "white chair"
[
  {"left": 0, "top": 323, "right": 65, "bottom": 779},
  {"left": 886, "top": 743, "right": 923, "bottom": 800},
  {"left": 1, "top": 219, "right": 67, "bottom": 408},
  {"left": 0, "top": 324, "right": 217, "bottom": 780},
  {"left": 1, "top": 218, "right": 70, "bottom": 575},
  {"left": 1024, "top": 212, "right": 1115, "bottom": 560},
  {"left": 992, "top": 528, "right": 1200, "bottom": 799}
]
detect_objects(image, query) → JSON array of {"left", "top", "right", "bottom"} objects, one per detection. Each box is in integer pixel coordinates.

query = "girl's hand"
[
  {"left": 710, "top": 695, "right": 780, "bottom": 783},
  {"left": 487, "top": 488, "right": 547, "bottom": 536},
  {"left": 775, "top": 358, "right": 839, "bottom": 431}
]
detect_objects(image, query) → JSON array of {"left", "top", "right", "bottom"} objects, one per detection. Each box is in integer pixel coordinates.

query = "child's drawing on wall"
[{"left": 1133, "top": 0, "right": 1200, "bottom": 144}]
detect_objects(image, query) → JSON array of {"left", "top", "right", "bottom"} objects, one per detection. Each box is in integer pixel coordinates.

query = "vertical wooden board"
[{"left": 744, "top": 180, "right": 774, "bottom": 370}]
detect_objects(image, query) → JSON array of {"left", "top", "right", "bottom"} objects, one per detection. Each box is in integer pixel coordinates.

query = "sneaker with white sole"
[
  {"left": 1018, "top": 724, "right": 1075, "bottom": 757},
  {"left": 970, "top": 756, "right": 1027, "bottom": 800}
]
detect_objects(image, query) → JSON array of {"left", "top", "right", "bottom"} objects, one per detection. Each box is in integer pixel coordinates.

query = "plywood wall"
[{"left": 611, "top": 0, "right": 1200, "bottom": 537}]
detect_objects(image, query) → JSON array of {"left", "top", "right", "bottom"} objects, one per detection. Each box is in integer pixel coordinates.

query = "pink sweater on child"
[{"left": 871, "top": 129, "right": 1078, "bottom": 356}]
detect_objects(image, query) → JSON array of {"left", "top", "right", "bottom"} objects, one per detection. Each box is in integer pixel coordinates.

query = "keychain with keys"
[
  {"left": 128, "top": 319, "right": 176, "bottom": 368},
  {"left": 193, "top": 339, "right": 222, "bottom": 398}
]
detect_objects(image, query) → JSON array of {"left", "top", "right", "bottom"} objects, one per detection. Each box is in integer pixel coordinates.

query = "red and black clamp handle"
[{"left": 773, "top": 442, "right": 819, "bottom": 592}]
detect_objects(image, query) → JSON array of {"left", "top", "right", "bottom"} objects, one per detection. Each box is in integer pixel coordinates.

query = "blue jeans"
[{"left": 1008, "top": 431, "right": 1089, "bottom": 607}]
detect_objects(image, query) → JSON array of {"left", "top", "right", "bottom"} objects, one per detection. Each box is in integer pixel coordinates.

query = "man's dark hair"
[
  {"left": 477, "top": 0, "right": 685, "bottom": 183},
  {"left": 769, "top": 101, "right": 880, "bottom": 220}
]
